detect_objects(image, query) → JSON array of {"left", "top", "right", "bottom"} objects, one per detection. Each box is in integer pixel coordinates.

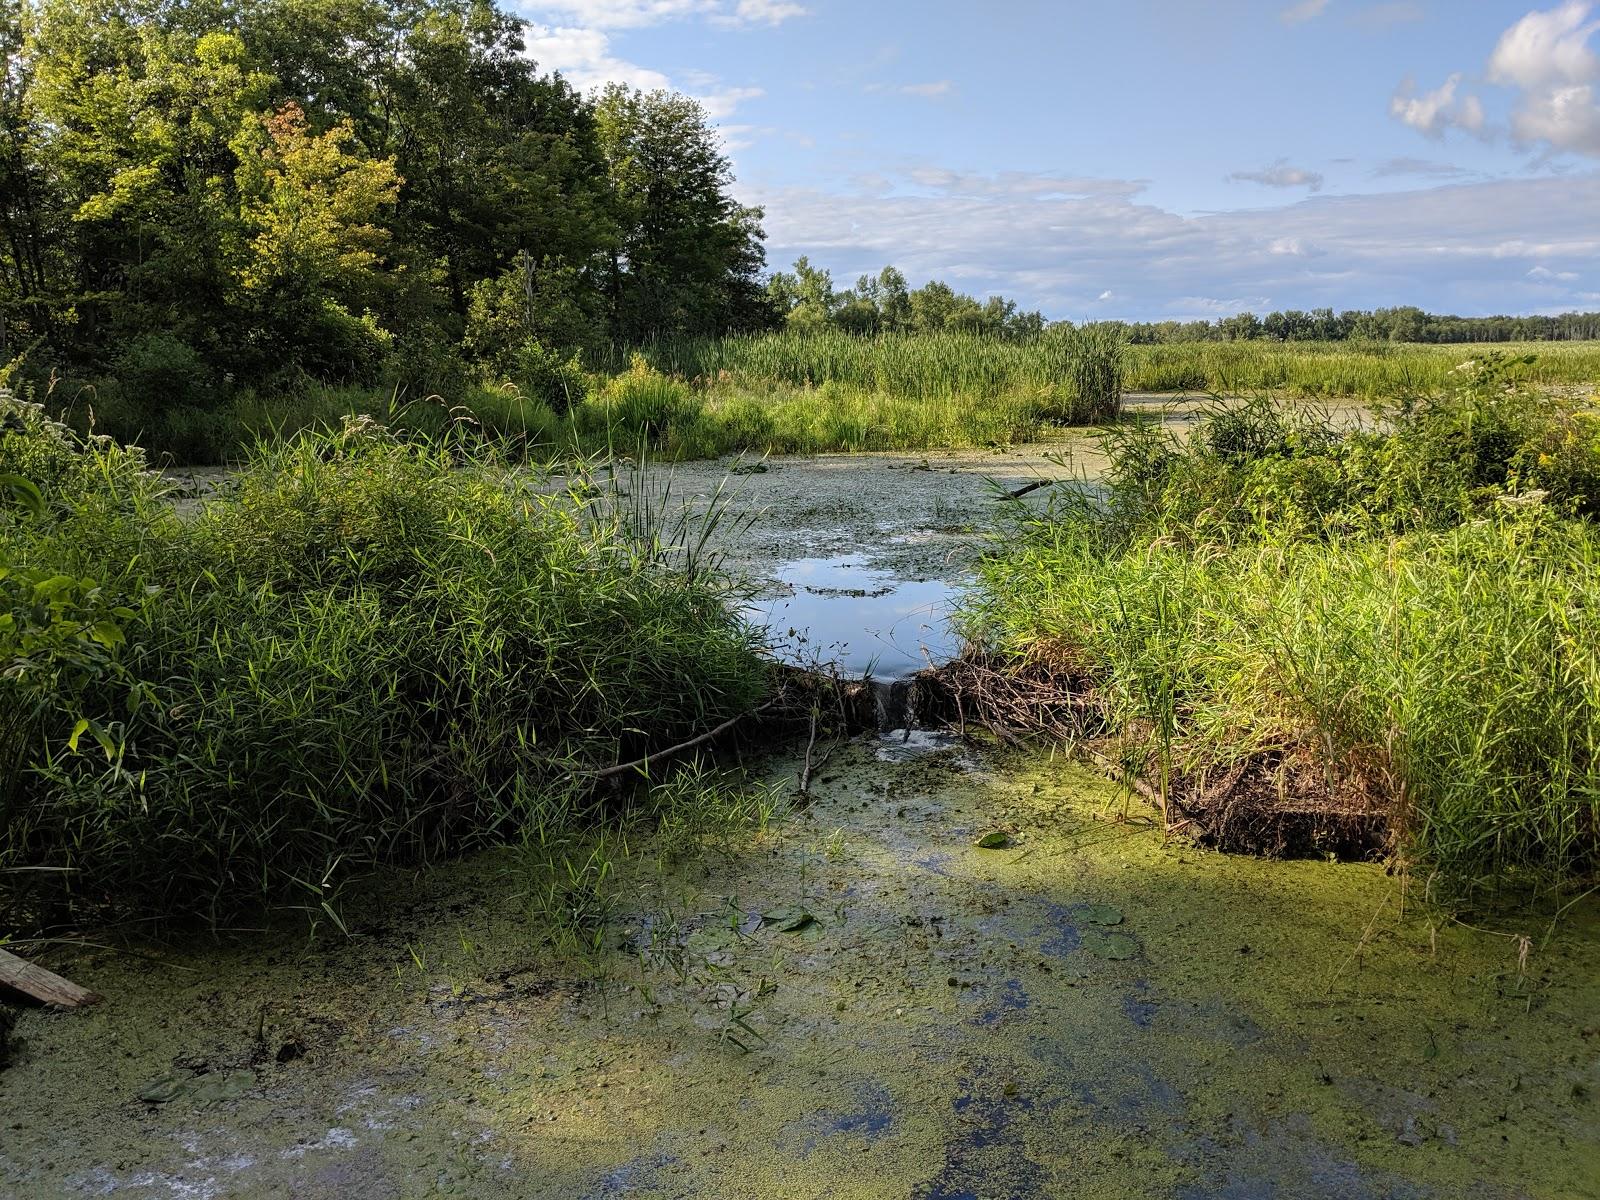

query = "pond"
[{"left": 746, "top": 554, "right": 961, "bottom": 681}]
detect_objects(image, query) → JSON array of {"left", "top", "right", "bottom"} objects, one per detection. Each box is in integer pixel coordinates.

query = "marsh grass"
[
  {"left": 0, "top": 398, "right": 770, "bottom": 926},
  {"left": 962, "top": 357, "right": 1600, "bottom": 897}
]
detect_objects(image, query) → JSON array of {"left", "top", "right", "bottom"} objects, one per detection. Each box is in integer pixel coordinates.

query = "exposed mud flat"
[{"left": 3, "top": 739, "right": 1597, "bottom": 1199}]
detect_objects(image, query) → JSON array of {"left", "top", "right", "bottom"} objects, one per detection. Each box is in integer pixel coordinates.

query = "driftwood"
[
  {"left": 0, "top": 948, "right": 101, "bottom": 1008},
  {"left": 1005, "top": 479, "right": 1059, "bottom": 500},
  {"left": 587, "top": 700, "right": 777, "bottom": 781}
]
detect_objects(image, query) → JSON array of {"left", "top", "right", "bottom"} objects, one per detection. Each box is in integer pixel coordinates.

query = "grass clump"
[
  {"left": 0, "top": 395, "right": 768, "bottom": 926},
  {"left": 961, "top": 355, "right": 1600, "bottom": 898}
]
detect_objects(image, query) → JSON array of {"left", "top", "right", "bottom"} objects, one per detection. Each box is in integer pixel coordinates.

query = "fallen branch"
[
  {"left": 1005, "top": 479, "right": 1059, "bottom": 500},
  {"left": 587, "top": 700, "right": 778, "bottom": 781},
  {"left": 0, "top": 948, "right": 101, "bottom": 1008}
]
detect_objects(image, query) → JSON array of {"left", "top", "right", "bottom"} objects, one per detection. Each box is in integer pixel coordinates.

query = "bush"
[
  {"left": 512, "top": 340, "right": 589, "bottom": 414},
  {"left": 964, "top": 356, "right": 1600, "bottom": 897},
  {"left": 0, "top": 408, "right": 767, "bottom": 924},
  {"left": 114, "top": 332, "right": 215, "bottom": 411}
]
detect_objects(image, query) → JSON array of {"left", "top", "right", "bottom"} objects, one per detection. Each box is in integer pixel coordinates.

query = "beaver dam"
[{"left": 3, "top": 437, "right": 1599, "bottom": 1199}]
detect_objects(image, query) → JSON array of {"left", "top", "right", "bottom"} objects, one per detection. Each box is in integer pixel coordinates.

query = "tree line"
[
  {"left": 765, "top": 259, "right": 1046, "bottom": 341},
  {"left": 0, "top": 0, "right": 770, "bottom": 410},
  {"left": 1120, "top": 307, "right": 1600, "bottom": 345}
]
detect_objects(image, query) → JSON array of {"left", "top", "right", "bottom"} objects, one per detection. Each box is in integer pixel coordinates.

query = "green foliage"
[
  {"left": 0, "top": 403, "right": 767, "bottom": 924},
  {"left": 964, "top": 358, "right": 1600, "bottom": 897},
  {"left": 3, "top": 0, "right": 772, "bottom": 434},
  {"left": 512, "top": 341, "right": 589, "bottom": 415}
]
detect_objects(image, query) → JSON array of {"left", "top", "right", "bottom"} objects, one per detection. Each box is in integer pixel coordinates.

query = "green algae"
[{"left": 2, "top": 739, "right": 1597, "bottom": 1199}]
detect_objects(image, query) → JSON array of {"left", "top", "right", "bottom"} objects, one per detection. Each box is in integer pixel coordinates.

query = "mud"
[{"left": 3, "top": 740, "right": 1597, "bottom": 1199}]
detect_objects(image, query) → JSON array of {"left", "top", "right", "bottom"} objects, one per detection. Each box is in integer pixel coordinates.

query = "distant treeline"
[
  {"left": 1114, "top": 308, "right": 1600, "bottom": 345},
  {"left": 763, "top": 262, "right": 1600, "bottom": 347}
]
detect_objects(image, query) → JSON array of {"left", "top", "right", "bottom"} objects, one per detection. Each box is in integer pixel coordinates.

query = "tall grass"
[
  {"left": 0, "top": 397, "right": 768, "bottom": 925},
  {"left": 962, "top": 359, "right": 1600, "bottom": 897}
]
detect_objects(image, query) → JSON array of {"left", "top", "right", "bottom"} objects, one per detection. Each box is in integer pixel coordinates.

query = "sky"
[{"left": 512, "top": 0, "right": 1600, "bottom": 322}]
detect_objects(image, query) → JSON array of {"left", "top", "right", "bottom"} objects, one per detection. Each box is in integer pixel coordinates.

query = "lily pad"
[
  {"left": 761, "top": 905, "right": 817, "bottom": 933},
  {"left": 135, "top": 1069, "right": 254, "bottom": 1105},
  {"left": 1075, "top": 903, "right": 1125, "bottom": 927},
  {"left": 975, "top": 831, "right": 1011, "bottom": 849},
  {"left": 136, "top": 1074, "right": 189, "bottom": 1104},
  {"left": 1082, "top": 930, "right": 1140, "bottom": 961}
]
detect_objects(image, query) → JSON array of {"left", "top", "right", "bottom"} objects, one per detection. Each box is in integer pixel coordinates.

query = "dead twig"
[{"left": 588, "top": 701, "right": 778, "bottom": 781}]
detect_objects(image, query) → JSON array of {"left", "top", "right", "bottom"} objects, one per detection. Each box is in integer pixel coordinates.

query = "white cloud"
[
  {"left": 1096, "top": 290, "right": 1114, "bottom": 301},
  {"left": 1488, "top": 1, "right": 1599, "bottom": 88},
  {"left": 1370, "top": 156, "right": 1469, "bottom": 178},
  {"left": 526, "top": 24, "right": 672, "bottom": 90},
  {"left": 1389, "top": 74, "right": 1487, "bottom": 138},
  {"left": 1281, "top": 0, "right": 1330, "bottom": 24},
  {"left": 525, "top": 24, "right": 762, "bottom": 117},
  {"left": 747, "top": 166, "right": 1600, "bottom": 318},
  {"left": 1489, "top": 2, "right": 1600, "bottom": 156},
  {"left": 1228, "top": 160, "right": 1325, "bottom": 190},
  {"left": 716, "top": 0, "right": 810, "bottom": 25},
  {"left": 1395, "top": 3, "right": 1600, "bottom": 158},
  {"left": 1528, "top": 264, "right": 1581, "bottom": 280}
]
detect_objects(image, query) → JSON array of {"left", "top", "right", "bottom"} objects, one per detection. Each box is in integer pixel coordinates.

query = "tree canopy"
[{"left": 0, "top": 0, "right": 773, "bottom": 406}]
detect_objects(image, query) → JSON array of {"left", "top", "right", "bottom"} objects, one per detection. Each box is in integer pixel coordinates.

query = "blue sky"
[{"left": 515, "top": 1, "right": 1600, "bottom": 321}]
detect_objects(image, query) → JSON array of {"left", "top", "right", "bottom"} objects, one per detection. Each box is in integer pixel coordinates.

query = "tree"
[{"left": 595, "top": 84, "right": 771, "bottom": 341}]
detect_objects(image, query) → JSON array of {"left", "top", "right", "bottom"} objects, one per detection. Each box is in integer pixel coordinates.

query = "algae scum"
[
  {"left": 4, "top": 456, "right": 1600, "bottom": 1199},
  {"left": 3, "top": 742, "right": 1597, "bottom": 1199}
]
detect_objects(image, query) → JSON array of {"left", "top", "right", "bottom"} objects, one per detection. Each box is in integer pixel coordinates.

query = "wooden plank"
[{"left": 0, "top": 948, "right": 102, "bottom": 1008}]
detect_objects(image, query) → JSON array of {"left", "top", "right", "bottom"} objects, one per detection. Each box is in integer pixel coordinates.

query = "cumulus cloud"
[
  {"left": 1389, "top": 74, "right": 1487, "bottom": 138},
  {"left": 519, "top": 0, "right": 806, "bottom": 27},
  {"left": 525, "top": 24, "right": 762, "bottom": 116},
  {"left": 745, "top": 166, "right": 1600, "bottom": 318},
  {"left": 1393, "top": 3, "right": 1600, "bottom": 157},
  {"left": 1280, "top": 0, "right": 1330, "bottom": 24},
  {"left": 1227, "top": 160, "right": 1325, "bottom": 190},
  {"left": 716, "top": 0, "right": 810, "bottom": 25},
  {"left": 1488, "top": 1, "right": 1600, "bottom": 156},
  {"left": 1528, "top": 264, "right": 1581, "bottom": 280},
  {"left": 526, "top": 24, "right": 672, "bottom": 90}
]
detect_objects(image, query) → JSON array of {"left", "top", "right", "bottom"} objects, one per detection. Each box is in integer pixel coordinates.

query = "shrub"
[
  {"left": 964, "top": 357, "right": 1600, "bottom": 898},
  {"left": 512, "top": 340, "right": 589, "bottom": 414},
  {"left": 0, "top": 409, "right": 766, "bottom": 924}
]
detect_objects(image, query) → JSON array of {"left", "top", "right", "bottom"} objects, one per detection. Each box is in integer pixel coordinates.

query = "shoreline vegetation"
[
  {"left": 957, "top": 355, "right": 1600, "bottom": 901},
  {"left": 27, "top": 332, "right": 1600, "bottom": 467}
]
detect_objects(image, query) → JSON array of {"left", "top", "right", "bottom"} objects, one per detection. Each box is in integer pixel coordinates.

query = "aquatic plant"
[{"left": 961, "top": 357, "right": 1600, "bottom": 897}]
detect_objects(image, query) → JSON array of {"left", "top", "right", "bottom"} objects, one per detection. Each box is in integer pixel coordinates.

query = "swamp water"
[
  {"left": 747, "top": 554, "right": 960, "bottom": 732},
  {"left": 3, "top": 740, "right": 1596, "bottom": 1199}
]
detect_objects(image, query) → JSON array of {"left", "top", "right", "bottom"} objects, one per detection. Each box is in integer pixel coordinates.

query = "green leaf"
[
  {"left": 1082, "top": 930, "right": 1140, "bottom": 961},
  {"left": 976, "top": 831, "right": 1011, "bottom": 849},
  {"left": 89, "top": 621, "right": 126, "bottom": 648},
  {"left": 761, "top": 905, "right": 816, "bottom": 932},
  {"left": 67, "top": 718, "right": 89, "bottom": 753},
  {"left": 1076, "top": 903, "right": 1124, "bottom": 926},
  {"left": 137, "top": 1074, "right": 189, "bottom": 1104}
]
